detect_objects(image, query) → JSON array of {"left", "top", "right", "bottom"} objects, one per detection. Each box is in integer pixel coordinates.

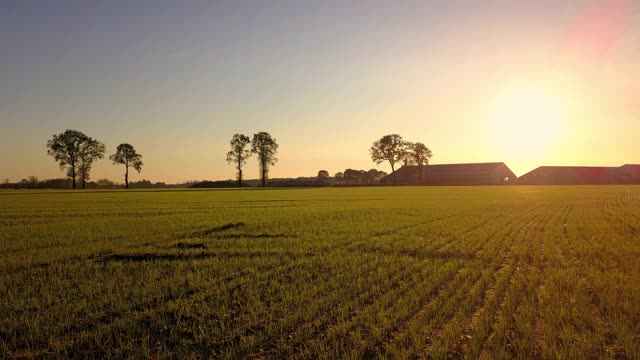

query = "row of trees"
[
  {"left": 226, "top": 132, "right": 278, "bottom": 187},
  {"left": 46, "top": 130, "right": 143, "bottom": 189},
  {"left": 42, "top": 131, "right": 424, "bottom": 189},
  {"left": 370, "top": 134, "right": 433, "bottom": 183},
  {"left": 325, "top": 169, "right": 388, "bottom": 185},
  {"left": 1, "top": 177, "right": 171, "bottom": 190},
  {"left": 226, "top": 133, "right": 427, "bottom": 187}
]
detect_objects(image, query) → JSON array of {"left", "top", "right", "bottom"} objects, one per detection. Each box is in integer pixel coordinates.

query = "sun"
[{"left": 487, "top": 83, "right": 570, "bottom": 159}]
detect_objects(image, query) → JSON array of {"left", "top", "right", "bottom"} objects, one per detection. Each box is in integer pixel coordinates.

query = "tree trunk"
[
  {"left": 81, "top": 165, "right": 87, "bottom": 189},
  {"left": 261, "top": 159, "right": 266, "bottom": 187},
  {"left": 238, "top": 161, "right": 242, "bottom": 187},
  {"left": 390, "top": 162, "right": 396, "bottom": 185},
  {"left": 71, "top": 163, "right": 76, "bottom": 189},
  {"left": 125, "top": 165, "right": 129, "bottom": 189}
]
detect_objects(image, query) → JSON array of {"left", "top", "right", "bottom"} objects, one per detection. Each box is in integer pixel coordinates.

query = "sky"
[{"left": 1, "top": 0, "right": 639, "bottom": 183}]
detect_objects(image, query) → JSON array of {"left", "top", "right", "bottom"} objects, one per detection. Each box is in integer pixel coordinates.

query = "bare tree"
[
  {"left": 226, "top": 134, "right": 251, "bottom": 186},
  {"left": 251, "top": 132, "right": 278, "bottom": 187},
  {"left": 369, "top": 134, "right": 407, "bottom": 184},
  {"left": 110, "top": 143, "right": 143, "bottom": 189},
  {"left": 46, "top": 130, "right": 91, "bottom": 189}
]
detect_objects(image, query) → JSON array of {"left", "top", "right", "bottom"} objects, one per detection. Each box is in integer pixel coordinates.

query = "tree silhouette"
[
  {"left": 110, "top": 143, "right": 143, "bottom": 189},
  {"left": 317, "top": 170, "right": 330, "bottom": 185},
  {"left": 47, "top": 130, "right": 92, "bottom": 189},
  {"left": 369, "top": 134, "right": 407, "bottom": 184},
  {"left": 226, "top": 134, "right": 252, "bottom": 186},
  {"left": 96, "top": 179, "right": 115, "bottom": 189},
  {"left": 366, "top": 168, "right": 387, "bottom": 184},
  {"left": 407, "top": 142, "right": 433, "bottom": 183},
  {"left": 343, "top": 169, "right": 362, "bottom": 184},
  {"left": 251, "top": 132, "right": 278, "bottom": 187},
  {"left": 77, "top": 137, "right": 106, "bottom": 189},
  {"left": 400, "top": 142, "right": 415, "bottom": 167}
]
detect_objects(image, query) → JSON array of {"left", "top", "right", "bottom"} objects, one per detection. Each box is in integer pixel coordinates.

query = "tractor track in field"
[
  {"left": 65, "top": 206, "right": 521, "bottom": 359},
  {"left": 474, "top": 202, "right": 565, "bottom": 360},
  {"left": 428, "top": 202, "right": 552, "bottom": 357},
  {"left": 283, "top": 203, "right": 539, "bottom": 358},
  {"left": 7, "top": 188, "right": 640, "bottom": 359},
  {"left": 213, "top": 254, "right": 406, "bottom": 351},
  {"left": 614, "top": 190, "right": 640, "bottom": 222},
  {"left": 531, "top": 204, "right": 574, "bottom": 359},
  {"left": 493, "top": 204, "right": 568, "bottom": 360},
  {"left": 601, "top": 195, "right": 640, "bottom": 238},
  {"left": 57, "top": 253, "right": 360, "bottom": 353},
  {"left": 338, "top": 203, "right": 545, "bottom": 264},
  {"left": 253, "top": 207, "right": 544, "bottom": 355},
  {"left": 14, "top": 255, "right": 324, "bottom": 355},
  {"left": 563, "top": 207, "right": 626, "bottom": 359},
  {"left": 429, "top": 202, "right": 560, "bottom": 359},
  {"left": 245, "top": 259, "right": 434, "bottom": 358},
  {"left": 80, "top": 253, "right": 398, "bottom": 356},
  {"left": 247, "top": 205, "right": 531, "bottom": 358},
  {"left": 370, "top": 207, "right": 493, "bottom": 237},
  {"left": 236, "top": 204, "right": 536, "bottom": 357},
  {"left": 382, "top": 213, "right": 526, "bottom": 354},
  {"left": 456, "top": 205, "right": 566, "bottom": 360},
  {"left": 281, "top": 264, "right": 460, "bottom": 358},
  {"left": 376, "top": 202, "right": 551, "bottom": 358}
]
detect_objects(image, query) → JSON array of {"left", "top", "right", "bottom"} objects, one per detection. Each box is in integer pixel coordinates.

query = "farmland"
[{"left": 1, "top": 186, "right": 639, "bottom": 359}]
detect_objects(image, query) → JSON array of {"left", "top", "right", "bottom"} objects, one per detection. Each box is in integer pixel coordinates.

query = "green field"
[{"left": 1, "top": 186, "right": 639, "bottom": 359}]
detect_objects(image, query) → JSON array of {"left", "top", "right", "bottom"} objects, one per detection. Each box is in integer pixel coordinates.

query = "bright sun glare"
[{"left": 488, "top": 84, "right": 570, "bottom": 159}]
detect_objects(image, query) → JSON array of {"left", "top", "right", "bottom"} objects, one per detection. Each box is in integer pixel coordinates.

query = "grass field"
[{"left": 1, "top": 186, "right": 639, "bottom": 359}]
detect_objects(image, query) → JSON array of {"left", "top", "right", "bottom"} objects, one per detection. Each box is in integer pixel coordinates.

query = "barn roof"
[
  {"left": 410, "top": 162, "right": 509, "bottom": 173},
  {"left": 519, "top": 166, "right": 619, "bottom": 177},
  {"left": 517, "top": 165, "right": 640, "bottom": 184},
  {"left": 381, "top": 162, "right": 516, "bottom": 185}
]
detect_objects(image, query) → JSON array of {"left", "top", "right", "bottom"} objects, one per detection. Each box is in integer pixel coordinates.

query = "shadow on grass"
[
  {"left": 185, "top": 222, "right": 293, "bottom": 240},
  {"left": 187, "top": 222, "right": 246, "bottom": 238},
  {"left": 176, "top": 242, "right": 207, "bottom": 249},
  {"left": 93, "top": 250, "right": 314, "bottom": 263},
  {"left": 216, "top": 233, "right": 291, "bottom": 239}
]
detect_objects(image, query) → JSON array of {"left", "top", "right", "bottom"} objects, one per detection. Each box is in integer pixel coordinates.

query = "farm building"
[
  {"left": 619, "top": 164, "right": 640, "bottom": 183},
  {"left": 380, "top": 162, "right": 517, "bottom": 185},
  {"left": 517, "top": 164, "right": 640, "bottom": 185}
]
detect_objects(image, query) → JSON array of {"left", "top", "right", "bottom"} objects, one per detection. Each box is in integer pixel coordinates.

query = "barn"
[
  {"left": 380, "top": 162, "right": 517, "bottom": 185},
  {"left": 619, "top": 164, "right": 640, "bottom": 183},
  {"left": 517, "top": 164, "right": 640, "bottom": 185}
]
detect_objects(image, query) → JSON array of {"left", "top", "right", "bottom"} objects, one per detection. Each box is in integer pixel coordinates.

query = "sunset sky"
[{"left": 1, "top": 0, "right": 638, "bottom": 183}]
